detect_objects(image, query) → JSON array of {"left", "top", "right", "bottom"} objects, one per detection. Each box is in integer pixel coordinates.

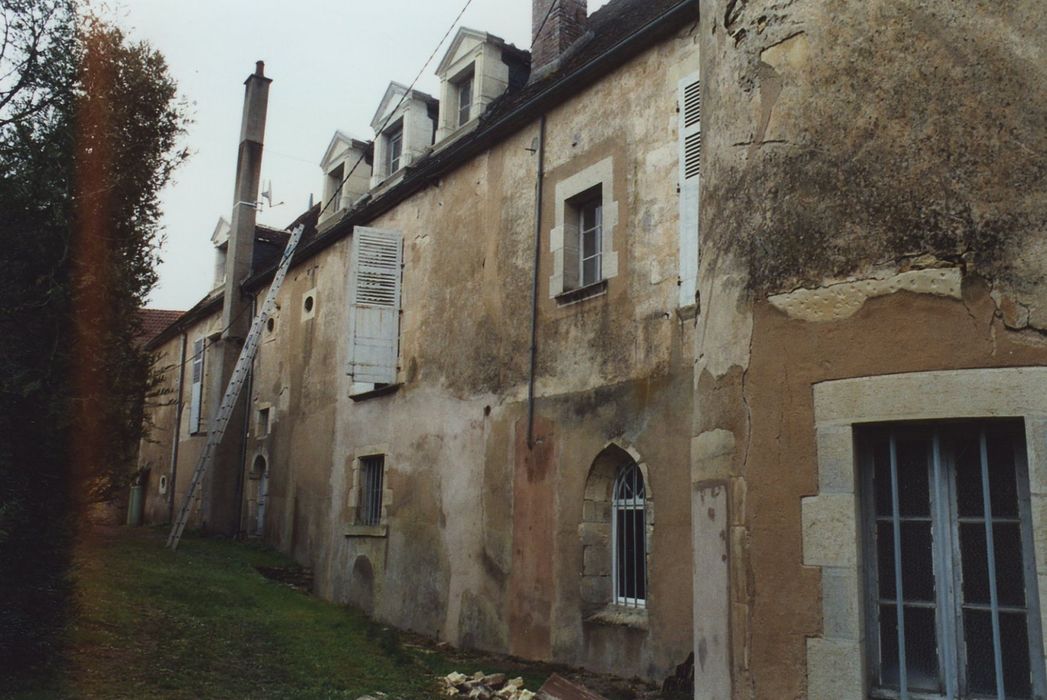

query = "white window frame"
[
  {"left": 804, "top": 368, "right": 1047, "bottom": 699},
  {"left": 456, "top": 70, "right": 473, "bottom": 128},
  {"left": 577, "top": 194, "right": 603, "bottom": 288},
  {"left": 189, "top": 336, "right": 205, "bottom": 434},
  {"left": 549, "top": 157, "right": 619, "bottom": 299},
  {"left": 385, "top": 123, "right": 403, "bottom": 176},
  {"left": 611, "top": 461, "right": 648, "bottom": 608}
]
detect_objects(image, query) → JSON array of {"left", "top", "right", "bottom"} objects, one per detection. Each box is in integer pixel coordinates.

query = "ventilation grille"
[
  {"left": 683, "top": 80, "right": 701, "bottom": 128},
  {"left": 684, "top": 131, "right": 701, "bottom": 180}
]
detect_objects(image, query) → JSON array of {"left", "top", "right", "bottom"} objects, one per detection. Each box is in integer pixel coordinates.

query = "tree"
[{"left": 0, "top": 1, "right": 188, "bottom": 678}]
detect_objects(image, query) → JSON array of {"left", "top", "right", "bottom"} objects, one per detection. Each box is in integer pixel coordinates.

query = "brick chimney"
[{"left": 531, "top": 0, "right": 588, "bottom": 79}]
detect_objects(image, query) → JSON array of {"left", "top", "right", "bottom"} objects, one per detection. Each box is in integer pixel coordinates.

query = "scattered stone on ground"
[{"left": 439, "top": 671, "right": 533, "bottom": 699}]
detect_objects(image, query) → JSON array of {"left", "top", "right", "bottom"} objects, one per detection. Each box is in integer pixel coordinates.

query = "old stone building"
[
  {"left": 139, "top": 0, "right": 1047, "bottom": 697},
  {"left": 141, "top": 0, "right": 699, "bottom": 684}
]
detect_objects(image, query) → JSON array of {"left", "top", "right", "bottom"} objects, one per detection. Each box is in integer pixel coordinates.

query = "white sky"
[{"left": 111, "top": 0, "right": 610, "bottom": 310}]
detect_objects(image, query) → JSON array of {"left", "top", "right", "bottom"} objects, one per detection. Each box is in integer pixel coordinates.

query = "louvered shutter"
[
  {"left": 189, "top": 337, "right": 204, "bottom": 433},
  {"left": 348, "top": 227, "right": 403, "bottom": 385},
  {"left": 678, "top": 73, "right": 701, "bottom": 307}
]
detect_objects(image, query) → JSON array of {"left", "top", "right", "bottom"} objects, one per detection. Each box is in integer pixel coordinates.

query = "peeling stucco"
[{"left": 768, "top": 267, "right": 962, "bottom": 322}]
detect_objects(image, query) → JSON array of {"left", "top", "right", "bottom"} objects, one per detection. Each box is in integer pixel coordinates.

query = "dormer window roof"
[
  {"left": 369, "top": 82, "right": 438, "bottom": 189},
  {"left": 434, "top": 28, "right": 529, "bottom": 144},
  {"left": 318, "top": 131, "right": 372, "bottom": 225}
]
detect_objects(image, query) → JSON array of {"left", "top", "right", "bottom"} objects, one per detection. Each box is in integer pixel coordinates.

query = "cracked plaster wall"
[{"left": 695, "top": 1, "right": 1047, "bottom": 698}]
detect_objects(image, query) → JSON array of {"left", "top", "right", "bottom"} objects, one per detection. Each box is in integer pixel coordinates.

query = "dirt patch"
[{"left": 254, "top": 564, "right": 314, "bottom": 592}]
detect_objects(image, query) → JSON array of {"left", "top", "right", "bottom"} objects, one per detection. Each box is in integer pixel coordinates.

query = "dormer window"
[
  {"left": 326, "top": 163, "right": 345, "bottom": 213},
  {"left": 369, "top": 83, "right": 437, "bottom": 188},
  {"left": 385, "top": 124, "right": 403, "bottom": 175},
  {"left": 456, "top": 71, "right": 473, "bottom": 127},
  {"left": 317, "top": 132, "right": 373, "bottom": 226},
  {"left": 434, "top": 28, "right": 529, "bottom": 144}
]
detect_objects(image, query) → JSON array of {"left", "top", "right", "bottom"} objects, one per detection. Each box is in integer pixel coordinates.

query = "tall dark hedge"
[{"left": 0, "top": 2, "right": 187, "bottom": 679}]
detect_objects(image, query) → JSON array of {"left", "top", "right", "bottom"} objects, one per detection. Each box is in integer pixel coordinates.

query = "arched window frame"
[
  {"left": 580, "top": 441, "right": 653, "bottom": 617},
  {"left": 612, "top": 461, "right": 648, "bottom": 608}
]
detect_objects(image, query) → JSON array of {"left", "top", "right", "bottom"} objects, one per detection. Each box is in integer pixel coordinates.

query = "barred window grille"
[
  {"left": 357, "top": 456, "right": 385, "bottom": 527},
  {"left": 612, "top": 462, "right": 647, "bottom": 607}
]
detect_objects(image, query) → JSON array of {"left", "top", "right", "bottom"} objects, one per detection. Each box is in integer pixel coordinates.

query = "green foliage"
[{"left": 0, "top": 1, "right": 188, "bottom": 679}]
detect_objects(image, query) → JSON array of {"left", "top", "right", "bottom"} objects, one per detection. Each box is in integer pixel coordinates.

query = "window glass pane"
[
  {"left": 582, "top": 201, "right": 599, "bottom": 231},
  {"left": 896, "top": 435, "right": 931, "bottom": 517},
  {"left": 900, "top": 522, "right": 935, "bottom": 602},
  {"left": 582, "top": 258, "right": 600, "bottom": 287},
  {"left": 582, "top": 228, "right": 599, "bottom": 258},
  {"left": 987, "top": 429, "right": 1020, "bottom": 518},
  {"left": 956, "top": 433, "right": 985, "bottom": 518},
  {"left": 960, "top": 521, "right": 991, "bottom": 605},
  {"left": 1001, "top": 611, "right": 1033, "bottom": 698},
  {"left": 965, "top": 609, "right": 998, "bottom": 695},
  {"left": 877, "top": 521, "right": 897, "bottom": 600},
  {"left": 615, "top": 508, "right": 645, "bottom": 600},
  {"left": 904, "top": 605, "right": 941, "bottom": 691},
  {"left": 873, "top": 437, "right": 893, "bottom": 516},
  {"left": 993, "top": 521, "right": 1027, "bottom": 608},
  {"left": 879, "top": 603, "right": 901, "bottom": 689}
]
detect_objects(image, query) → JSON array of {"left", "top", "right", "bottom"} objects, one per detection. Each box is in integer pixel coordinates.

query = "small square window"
[
  {"left": 257, "top": 407, "right": 270, "bottom": 437},
  {"left": 357, "top": 455, "right": 385, "bottom": 526}
]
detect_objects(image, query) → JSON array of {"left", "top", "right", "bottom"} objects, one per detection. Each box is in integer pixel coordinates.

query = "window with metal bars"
[
  {"left": 858, "top": 421, "right": 1046, "bottom": 699},
  {"left": 612, "top": 462, "right": 647, "bottom": 607},
  {"left": 357, "top": 455, "right": 385, "bottom": 527}
]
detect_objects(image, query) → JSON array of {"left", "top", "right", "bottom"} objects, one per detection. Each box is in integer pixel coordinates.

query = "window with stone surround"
[
  {"left": 802, "top": 368, "right": 1047, "bottom": 699},
  {"left": 356, "top": 455, "right": 385, "bottom": 527},
  {"left": 858, "top": 421, "right": 1045, "bottom": 699},
  {"left": 581, "top": 444, "right": 652, "bottom": 619},
  {"left": 346, "top": 448, "right": 391, "bottom": 538},
  {"left": 550, "top": 157, "right": 619, "bottom": 303}
]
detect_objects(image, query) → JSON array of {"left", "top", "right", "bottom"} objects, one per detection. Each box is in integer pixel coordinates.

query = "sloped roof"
[{"left": 137, "top": 309, "right": 184, "bottom": 347}]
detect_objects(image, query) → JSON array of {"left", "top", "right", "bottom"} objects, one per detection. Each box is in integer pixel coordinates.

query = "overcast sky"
[{"left": 111, "top": 0, "right": 610, "bottom": 310}]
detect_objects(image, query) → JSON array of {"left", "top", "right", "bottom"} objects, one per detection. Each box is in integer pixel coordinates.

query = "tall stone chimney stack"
[
  {"left": 531, "top": 0, "right": 588, "bottom": 79},
  {"left": 203, "top": 61, "right": 272, "bottom": 535}
]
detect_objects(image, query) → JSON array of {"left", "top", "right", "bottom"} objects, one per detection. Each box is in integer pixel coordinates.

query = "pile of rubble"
[{"left": 439, "top": 671, "right": 535, "bottom": 699}]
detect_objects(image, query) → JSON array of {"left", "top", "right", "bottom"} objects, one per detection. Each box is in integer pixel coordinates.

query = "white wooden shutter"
[
  {"left": 678, "top": 73, "right": 701, "bottom": 308},
  {"left": 189, "top": 337, "right": 204, "bottom": 433},
  {"left": 347, "top": 227, "right": 403, "bottom": 385}
]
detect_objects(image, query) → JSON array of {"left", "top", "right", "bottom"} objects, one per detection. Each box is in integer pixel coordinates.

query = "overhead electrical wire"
[{"left": 169, "top": 0, "right": 480, "bottom": 371}]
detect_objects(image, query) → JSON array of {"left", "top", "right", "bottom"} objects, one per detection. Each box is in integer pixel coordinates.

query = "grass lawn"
[{"left": 3, "top": 527, "right": 563, "bottom": 700}]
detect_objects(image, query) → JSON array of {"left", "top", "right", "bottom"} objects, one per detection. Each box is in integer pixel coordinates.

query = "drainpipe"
[
  {"left": 526, "top": 115, "right": 546, "bottom": 449},
  {"left": 167, "top": 331, "right": 188, "bottom": 522},
  {"left": 232, "top": 292, "right": 257, "bottom": 538}
]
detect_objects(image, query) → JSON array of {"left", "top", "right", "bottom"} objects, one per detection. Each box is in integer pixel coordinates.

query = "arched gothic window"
[{"left": 612, "top": 462, "right": 647, "bottom": 607}]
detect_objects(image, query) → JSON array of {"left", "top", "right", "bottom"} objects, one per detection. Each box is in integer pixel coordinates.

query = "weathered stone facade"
[
  {"left": 138, "top": 0, "right": 1047, "bottom": 696},
  {"left": 138, "top": 1, "right": 699, "bottom": 683},
  {"left": 694, "top": 1, "right": 1047, "bottom": 698}
]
